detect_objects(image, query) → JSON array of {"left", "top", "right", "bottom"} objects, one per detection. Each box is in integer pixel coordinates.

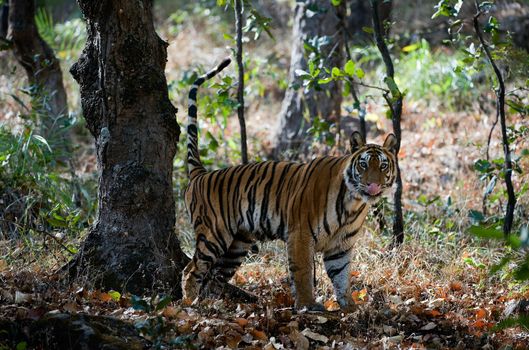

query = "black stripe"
[
  {"left": 337, "top": 178, "right": 348, "bottom": 213},
  {"left": 344, "top": 229, "right": 359, "bottom": 240},
  {"left": 188, "top": 105, "right": 197, "bottom": 117},
  {"left": 323, "top": 249, "right": 350, "bottom": 262},
  {"left": 260, "top": 162, "right": 278, "bottom": 232},
  {"left": 327, "top": 262, "right": 350, "bottom": 280}
]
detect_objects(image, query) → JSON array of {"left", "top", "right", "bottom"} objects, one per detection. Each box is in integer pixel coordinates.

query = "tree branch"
[{"left": 473, "top": 1, "right": 516, "bottom": 236}]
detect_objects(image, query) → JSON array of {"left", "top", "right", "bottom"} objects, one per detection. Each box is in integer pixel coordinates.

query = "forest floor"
[{"left": 1, "top": 234, "right": 529, "bottom": 349}]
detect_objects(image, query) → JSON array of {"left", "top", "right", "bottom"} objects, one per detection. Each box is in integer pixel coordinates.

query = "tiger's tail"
[{"left": 187, "top": 58, "right": 231, "bottom": 179}]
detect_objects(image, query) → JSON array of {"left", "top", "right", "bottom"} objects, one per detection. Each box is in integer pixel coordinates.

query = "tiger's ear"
[
  {"left": 383, "top": 133, "right": 398, "bottom": 154},
  {"left": 350, "top": 131, "right": 365, "bottom": 153}
]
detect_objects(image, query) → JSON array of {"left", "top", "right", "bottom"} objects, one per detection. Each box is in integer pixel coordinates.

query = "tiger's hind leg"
[
  {"left": 210, "top": 232, "right": 255, "bottom": 284},
  {"left": 182, "top": 229, "right": 233, "bottom": 305}
]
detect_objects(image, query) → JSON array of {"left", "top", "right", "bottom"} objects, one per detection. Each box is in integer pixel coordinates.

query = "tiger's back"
[{"left": 185, "top": 156, "right": 361, "bottom": 245}]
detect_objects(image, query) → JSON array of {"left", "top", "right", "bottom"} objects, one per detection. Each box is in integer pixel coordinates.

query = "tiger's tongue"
[{"left": 367, "top": 183, "right": 381, "bottom": 196}]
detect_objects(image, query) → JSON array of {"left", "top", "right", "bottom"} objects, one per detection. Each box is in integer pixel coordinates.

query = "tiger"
[{"left": 181, "top": 58, "right": 398, "bottom": 311}]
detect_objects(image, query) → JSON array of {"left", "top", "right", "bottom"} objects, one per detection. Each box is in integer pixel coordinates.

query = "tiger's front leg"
[
  {"left": 287, "top": 232, "right": 325, "bottom": 311},
  {"left": 323, "top": 248, "right": 354, "bottom": 312}
]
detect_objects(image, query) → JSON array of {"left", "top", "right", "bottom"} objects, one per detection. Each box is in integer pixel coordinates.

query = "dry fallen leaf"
[
  {"left": 225, "top": 330, "right": 242, "bottom": 349},
  {"left": 301, "top": 328, "right": 328, "bottom": 343},
  {"left": 352, "top": 288, "right": 368, "bottom": 304},
  {"left": 424, "top": 309, "right": 442, "bottom": 317},
  {"left": 234, "top": 271, "right": 248, "bottom": 285},
  {"left": 450, "top": 281, "right": 463, "bottom": 291},
  {"left": 0, "top": 259, "right": 7, "bottom": 272},
  {"left": 177, "top": 320, "right": 192, "bottom": 333},
  {"left": 350, "top": 270, "right": 361, "bottom": 278},
  {"left": 383, "top": 325, "right": 396, "bottom": 336},
  {"left": 289, "top": 330, "right": 309, "bottom": 350},
  {"left": 250, "top": 328, "right": 267, "bottom": 341},
  {"left": 162, "top": 306, "right": 179, "bottom": 318},
  {"left": 476, "top": 308, "right": 487, "bottom": 319},
  {"left": 324, "top": 299, "right": 340, "bottom": 311},
  {"left": 420, "top": 322, "right": 437, "bottom": 331},
  {"left": 233, "top": 317, "right": 249, "bottom": 328},
  {"left": 63, "top": 301, "right": 78, "bottom": 313},
  {"left": 15, "top": 291, "right": 32, "bottom": 304}
]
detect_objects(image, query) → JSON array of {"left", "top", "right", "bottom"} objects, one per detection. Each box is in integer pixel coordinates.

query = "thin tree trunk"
[
  {"left": 235, "top": 0, "right": 248, "bottom": 164},
  {"left": 348, "top": 0, "right": 391, "bottom": 43},
  {"left": 68, "top": 0, "right": 185, "bottom": 295},
  {"left": 473, "top": 3, "right": 516, "bottom": 236},
  {"left": 8, "top": 0, "right": 68, "bottom": 137},
  {"left": 274, "top": 0, "right": 345, "bottom": 158},
  {"left": 371, "top": 0, "right": 404, "bottom": 246}
]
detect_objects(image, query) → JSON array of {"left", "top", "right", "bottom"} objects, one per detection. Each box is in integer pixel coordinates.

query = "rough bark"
[
  {"left": 8, "top": 0, "right": 68, "bottom": 137},
  {"left": 274, "top": 0, "right": 345, "bottom": 158},
  {"left": 68, "top": 0, "right": 185, "bottom": 295}
]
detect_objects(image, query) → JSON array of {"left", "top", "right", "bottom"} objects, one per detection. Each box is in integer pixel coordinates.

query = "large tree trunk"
[
  {"left": 69, "top": 0, "right": 185, "bottom": 295},
  {"left": 274, "top": 0, "right": 345, "bottom": 158},
  {"left": 8, "top": 0, "right": 68, "bottom": 137}
]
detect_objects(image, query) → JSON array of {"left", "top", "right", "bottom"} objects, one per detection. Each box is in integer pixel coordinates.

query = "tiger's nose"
[{"left": 367, "top": 183, "right": 382, "bottom": 195}]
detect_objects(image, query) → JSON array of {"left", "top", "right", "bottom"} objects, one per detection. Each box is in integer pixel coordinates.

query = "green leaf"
[
  {"left": 331, "top": 0, "right": 341, "bottom": 5},
  {"left": 32, "top": 135, "right": 52, "bottom": 152},
  {"left": 506, "top": 99, "right": 528, "bottom": 114},
  {"left": 402, "top": 43, "right": 420, "bottom": 52},
  {"left": 155, "top": 295, "right": 172, "bottom": 311},
  {"left": 131, "top": 295, "right": 151, "bottom": 312},
  {"left": 484, "top": 176, "right": 496, "bottom": 196},
  {"left": 474, "top": 159, "right": 492, "bottom": 173},
  {"left": 468, "top": 210, "right": 485, "bottom": 223},
  {"left": 318, "top": 77, "right": 333, "bottom": 84},
  {"left": 108, "top": 290, "right": 121, "bottom": 302},
  {"left": 331, "top": 67, "right": 342, "bottom": 78},
  {"left": 361, "top": 26, "right": 374, "bottom": 34},
  {"left": 46, "top": 216, "right": 68, "bottom": 228},
  {"left": 344, "top": 60, "right": 355, "bottom": 76},
  {"left": 495, "top": 315, "right": 529, "bottom": 331},
  {"left": 484, "top": 16, "right": 499, "bottom": 33},
  {"left": 295, "top": 69, "right": 311, "bottom": 79},
  {"left": 490, "top": 255, "right": 511, "bottom": 274},
  {"left": 16, "top": 342, "right": 27, "bottom": 350},
  {"left": 355, "top": 68, "right": 365, "bottom": 79},
  {"left": 514, "top": 261, "right": 529, "bottom": 281},
  {"left": 463, "top": 257, "right": 486, "bottom": 269},
  {"left": 468, "top": 225, "right": 503, "bottom": 239},
  {"left": 384, "top": 76, "right": 401, "bottom": 97}
]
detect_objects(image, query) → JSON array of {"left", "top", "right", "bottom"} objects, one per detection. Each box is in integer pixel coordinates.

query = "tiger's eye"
[
  {"left": 360, "top": 161, "right": 367, "bottom": 169},
  {"left": 380, "top": 163, "right": 388, "bottom": 170}
]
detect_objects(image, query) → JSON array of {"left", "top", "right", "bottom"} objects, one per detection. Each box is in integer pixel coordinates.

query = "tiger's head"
[{"left": 344, "top": 131, "right": 398, "bottom": 203}]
